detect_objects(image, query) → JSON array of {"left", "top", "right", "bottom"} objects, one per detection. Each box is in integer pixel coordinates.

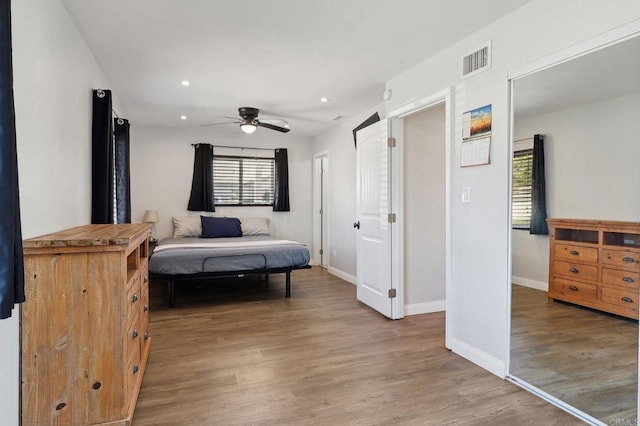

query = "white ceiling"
[
  {"left": 61, "top": 0, "right": 533, "bottom": 136},
  {"left": 514, "top": 35, "right": 640, "bottom": 120}
]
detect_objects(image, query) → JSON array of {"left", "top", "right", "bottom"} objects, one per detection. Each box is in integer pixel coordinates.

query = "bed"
[{"left": 148, "top": 216, "right": 311, "bottom": 307}]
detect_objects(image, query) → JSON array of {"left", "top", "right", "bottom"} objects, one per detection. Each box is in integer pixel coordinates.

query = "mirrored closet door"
[{"left": 509, "top": 34, "right": 640, "bottom": 424}]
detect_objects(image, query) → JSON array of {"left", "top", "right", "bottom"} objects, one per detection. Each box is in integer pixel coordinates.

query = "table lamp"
[{"left": 143, "top": 210, "right": 159, "bottom": 242}]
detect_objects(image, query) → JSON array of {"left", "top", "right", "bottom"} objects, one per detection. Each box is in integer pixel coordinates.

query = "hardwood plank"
[
  {"left": 133, "top": 268, "right": 580, "bottom": 425},
  {"left": 511, "top": 284, "right": 638, "bottom": 424}
]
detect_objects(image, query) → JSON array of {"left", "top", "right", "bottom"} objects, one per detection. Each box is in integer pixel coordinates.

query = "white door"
[
  {"left": 313, "top": 154, "right": 329, "bottom": 267},
  {"left": 320, "top": 157, "right": 328, "bottom": 268},
  {"left": 356, "top": 120, "right": 394, "bottom": 318}
]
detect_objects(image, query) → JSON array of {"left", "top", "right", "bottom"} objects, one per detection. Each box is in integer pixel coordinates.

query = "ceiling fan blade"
[
  {"left": 199, "top": 121, "right": 241, "bottom": 127},
  {"left": 257, "top": 120, "right": 290, "bottom": 133}
]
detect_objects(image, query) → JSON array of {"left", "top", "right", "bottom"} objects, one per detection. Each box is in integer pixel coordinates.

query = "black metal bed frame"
[{"left": 150, "top": 265, "right": 311, "bottom": 308}]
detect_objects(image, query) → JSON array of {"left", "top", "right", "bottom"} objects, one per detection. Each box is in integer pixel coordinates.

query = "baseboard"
[
  {"left": 512, "top": 276, "right": 547, "bottom": 291},
  {"left": 327, "top": 266, "right": 356, "bottom": 285},
  {"left": 404, "top": 300, "right": 445, "bottom": 316},
  {"left": 450, "top": 338, "right": 506, "bottom": 378}
]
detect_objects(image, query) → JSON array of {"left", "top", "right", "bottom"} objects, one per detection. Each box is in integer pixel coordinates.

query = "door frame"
[
  {"left": 312, "top": 150, "right": 329, "bottom": 267},
  {"left": 388, "top": 87, "right": 453, "bottom": 348}
]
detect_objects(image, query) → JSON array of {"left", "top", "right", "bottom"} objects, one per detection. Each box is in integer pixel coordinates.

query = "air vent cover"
[{"left": 462, "top": 41, "right": 491, "bottom": 78}]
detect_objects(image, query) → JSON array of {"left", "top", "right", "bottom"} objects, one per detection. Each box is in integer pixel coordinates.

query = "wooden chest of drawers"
[
  {"left": 547, "top": 219, "right": 640, "bottom": 319},
  {"left": 21, "top": 224, "right": 152, "bottom": 425}
]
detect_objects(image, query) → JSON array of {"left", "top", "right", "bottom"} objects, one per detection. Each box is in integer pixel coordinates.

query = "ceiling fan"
[{"left": 202, "top": 107, "right": 290, "bottom": 134}]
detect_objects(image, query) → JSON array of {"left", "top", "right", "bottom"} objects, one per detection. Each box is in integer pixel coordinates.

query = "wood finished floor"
[
  {"left": 133, "top": 268, "right": 580, "bottom": 425},
  {"left": 511, "top": 284, "right": 638, "bottom": 424}
]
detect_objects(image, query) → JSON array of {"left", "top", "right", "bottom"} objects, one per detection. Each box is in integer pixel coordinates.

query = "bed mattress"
[{"left": 149, "top": 235, "right": 310, "bottom": 276}]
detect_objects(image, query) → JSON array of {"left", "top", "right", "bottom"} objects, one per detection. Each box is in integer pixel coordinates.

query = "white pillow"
[
  {"left": 240, "top": 217, "right": 270, "bottom": 236},
  {"left": 172, "top": 216, "right": 203, "bottom": 238}
]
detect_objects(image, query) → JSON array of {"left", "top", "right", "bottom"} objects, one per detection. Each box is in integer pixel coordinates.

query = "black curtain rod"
[
  {"left": 513, "top": 135, "right": 545, "bottom": 143},
  {"left": 191, "top": 143, "right": 274, "bottom": 151}
]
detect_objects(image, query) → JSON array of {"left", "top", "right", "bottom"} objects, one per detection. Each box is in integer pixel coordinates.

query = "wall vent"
[{"left": 462, "top": 41, "right": 491, "bottom": 78}]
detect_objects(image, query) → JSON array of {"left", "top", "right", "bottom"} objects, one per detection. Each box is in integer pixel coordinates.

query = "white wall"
[
  {"left": 5, "top": 0, "right": 117, "bottom": 424},
  {"left": 130, "top": 126, "right": 313, "bottom": 246},
  {"left": 403, "top": 105, "right": 446, "bottom": 309},
  {"left": 385, "top": 0, "right": 640, "bottom": 376},
  {"left": 512, "top": 92, "right": 640, "bottom": 288},
  {"left": 311, "top": 106, "right": 384, "bottom": 280}
]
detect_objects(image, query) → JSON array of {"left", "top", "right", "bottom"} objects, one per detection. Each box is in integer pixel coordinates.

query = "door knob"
[{"left": 353, "top": 221, "right": 360, "bottom": 229}]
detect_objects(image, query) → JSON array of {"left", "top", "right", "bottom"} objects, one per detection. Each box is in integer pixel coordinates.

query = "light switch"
[{"left": 462, "top": 186, "right": 471, "bottom": 203}]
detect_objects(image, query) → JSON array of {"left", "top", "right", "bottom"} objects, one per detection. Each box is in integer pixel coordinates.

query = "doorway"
[
  {"left": 387, "top": 88, "right": 453, "bottom": 346},
  {"left": 313, "top": 152, "right": 329, "bottom": 268}
]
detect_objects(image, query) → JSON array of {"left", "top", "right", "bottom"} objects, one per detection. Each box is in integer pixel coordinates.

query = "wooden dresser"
[
  {"left": 547, "top": 219, "right": 640, "bottom": 319},
  {"left": 21, "top": 224, "right": 152, "bottom": 425}
]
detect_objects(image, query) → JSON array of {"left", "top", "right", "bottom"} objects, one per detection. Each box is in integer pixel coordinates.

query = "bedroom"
[{"left": 2, "top": 0, "right": 640, "bottom": 425}]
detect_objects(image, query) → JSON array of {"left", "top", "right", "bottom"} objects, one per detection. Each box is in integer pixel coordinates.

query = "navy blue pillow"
[{"left": 200, "top": 216, "right": 242, "bottom": 238}]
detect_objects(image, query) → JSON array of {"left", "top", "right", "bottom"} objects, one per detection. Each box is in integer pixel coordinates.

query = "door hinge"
[
  {"left": 388, "top": 288, "right": 397, "bottom": 298},
  {"left": 319, "top": 209, "right": 323, "bottom": 215},
  {"left": 319, "top": 249, "right": 324, "bottom": 255},
  {"left": 387, "top": 137, "right": 396, "bottom": 148},
  {"left": 388, "top": 213, "right": 396, "bottom": 223}
]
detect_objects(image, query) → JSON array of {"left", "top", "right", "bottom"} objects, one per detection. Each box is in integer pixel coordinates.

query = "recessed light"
[
  {"left": 181, "top": 80, "right": 190, "bottom": 87},
  {"left": 320, "top": 97, "right": 329, "bottom": 103},
  {"left": 180, "top": 115, "right": 187, "bottom": 120}
]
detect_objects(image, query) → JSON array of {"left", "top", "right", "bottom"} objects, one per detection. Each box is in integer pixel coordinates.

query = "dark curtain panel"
[
  {"left": 0, "top": 0, "right": 25, "bottom": 319},
  {"left": 91, "top": 89, "right": 114, "bottom": 224},
  {"left": 530, "top": 134, "right": 549, "bottom": 235},
  {"left": 114, "top": 118, "right": 131, "bottom": 223},
  {"left": 352, "top": 112, "right": 380, "bottom": 149},
  {"left": 187, "top": 143, "right": 215, "bottom": 212},
  {"left": 273, "top": 148, "right": 290, "bottom": 211}
]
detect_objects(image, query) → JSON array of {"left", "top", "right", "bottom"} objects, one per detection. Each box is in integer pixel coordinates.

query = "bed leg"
[
  {"left": 285, "top": 271, "right": 291, "bottom": 298},
  {"left": 168, "top": 280, "right": 175, "bottom": 308}
]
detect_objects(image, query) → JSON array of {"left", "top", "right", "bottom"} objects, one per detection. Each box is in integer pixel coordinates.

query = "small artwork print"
[{"left": 463, "top": 104, "right": 492, "bottom": 139}]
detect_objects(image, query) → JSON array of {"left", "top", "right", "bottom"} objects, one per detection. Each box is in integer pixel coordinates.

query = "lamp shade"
[
  {"left": 240, "top": 119, "right": 257, "bottom": 134},
  {"left": 143, "top": 210, "right": 159, "bottom": 223}
]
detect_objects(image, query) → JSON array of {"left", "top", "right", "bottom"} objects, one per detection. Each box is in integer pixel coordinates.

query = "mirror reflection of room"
[{"left": 510, "top": 35, "right": 640, "bottom": 424}]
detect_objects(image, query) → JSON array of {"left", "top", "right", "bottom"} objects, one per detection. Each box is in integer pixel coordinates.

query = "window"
[
  {"left": 512, "top": 148, "right": 533, "bottom": 229},
  {"left": 213, "top": 155, "right": 275, "bottom": 206}
]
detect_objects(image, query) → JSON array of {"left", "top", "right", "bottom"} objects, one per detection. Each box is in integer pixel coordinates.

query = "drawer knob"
[
  {"left": 132, "top": 293, "right": 138, "bottom": 303},
  {"left": 623, "top": 257, "right": 635, "bottom": 263},
  {"left": 144, "top": 304, "right": 149, "bottom": 312},
  {"left": 133, "top": 363, "right": 139, "bottom": 374},
  {"left": 132, "top": 329, "right": 138, "bottom": 339},
  {"left": 569, "top": 250, "right": 579, "bottom": 256},
  {"left": 569, "top": 285, "right": 578, "bottom": 291},
  {"left": 622, "top": 276, "right": 635, "bottom": 283},
  {"left": 621, "top": 296, "right": 634, "bottom": 304},
  {"left": 144, "top": 332, "right": 149, "bottom": 341},
  {"left": 569, "top": 267, "right": 579, "bottom": 274}
]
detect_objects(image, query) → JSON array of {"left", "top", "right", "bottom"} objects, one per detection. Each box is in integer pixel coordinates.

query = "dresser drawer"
[
  {"left": 126, "top": 274, "right": 141, "bottom": 324},
  {"left": 126, "top": 331, "right": 142, "bottom": 404},
  {"left": 551, "top": 278, "right": 598, "bottom": 301},
  {"left": 126, "top": 310, "right": 141, "bottom": 363},
  {"left": 601, "top": 287, "right": 639, "bottom": 309},
  {"left": 601, "top": 249, "right": 640, "bottom": 269},
  {"left": 554, "top": 244, "right": 598, "bottom": 263},
  {"left": 553, "top": 260, "right": 598, "bottom": 282},
  {"left": 141, "top": 286, "right": 150, "bottom": 348},
  {"left": 601, "top": 268, "right": 639, "bottom": 289}
]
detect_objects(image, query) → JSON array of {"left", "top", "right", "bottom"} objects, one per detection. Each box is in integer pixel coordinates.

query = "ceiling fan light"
[{"left": 240, "top": 121, "right": 257, "bottom": 134}]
